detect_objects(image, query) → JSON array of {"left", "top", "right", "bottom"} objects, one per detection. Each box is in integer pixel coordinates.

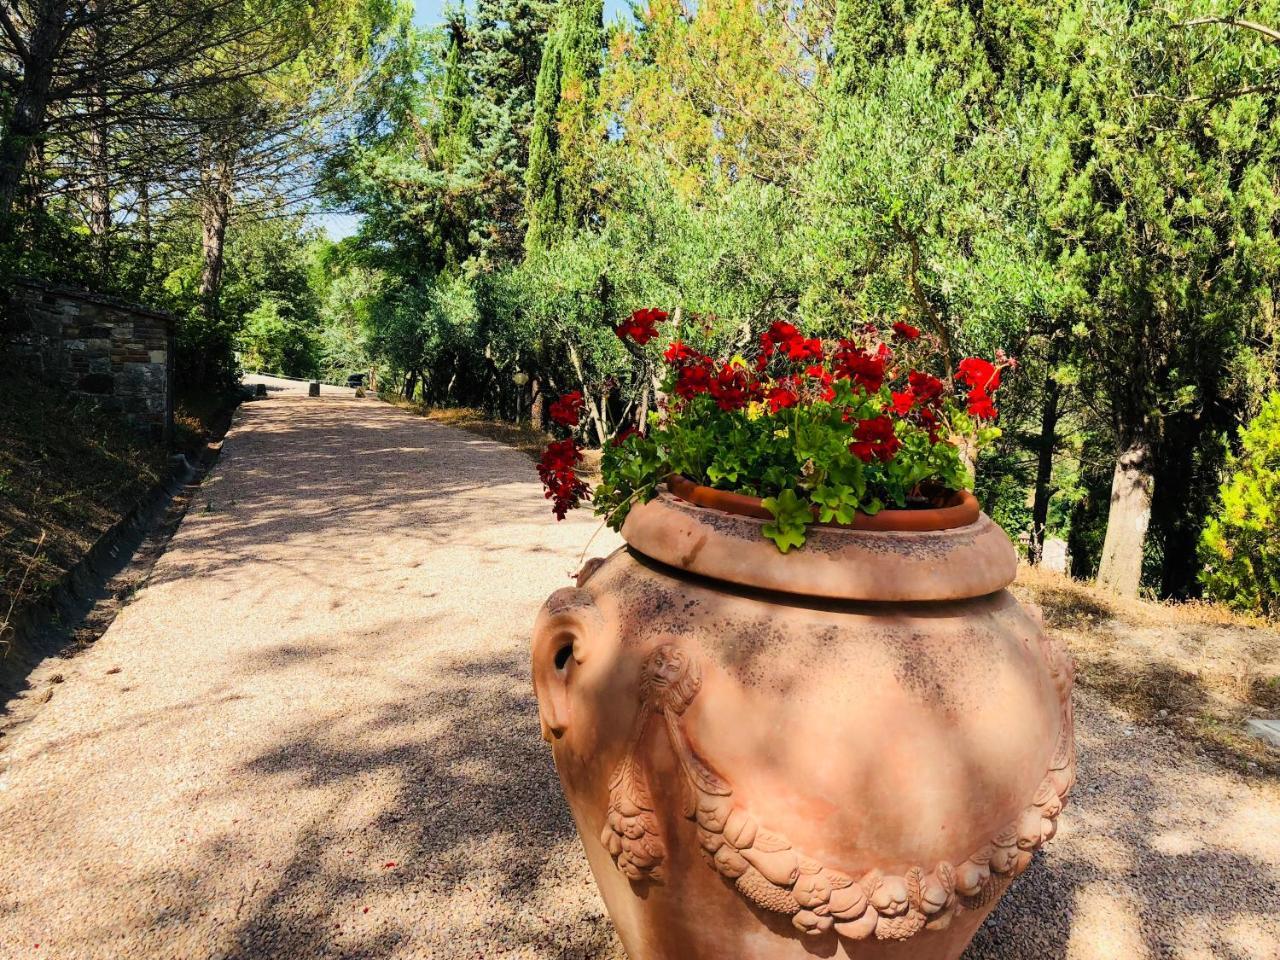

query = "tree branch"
[
  {"left": 1178, "top": 16, "right": 1280, "bottom": 44},
  {"left": 892, "top": 215, "right": 955, "bottom": 381}
]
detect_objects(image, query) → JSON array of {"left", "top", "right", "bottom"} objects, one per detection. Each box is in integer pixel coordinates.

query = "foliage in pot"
[{"left": 537, "top": 309, "right": 1012, "bottom": 550}]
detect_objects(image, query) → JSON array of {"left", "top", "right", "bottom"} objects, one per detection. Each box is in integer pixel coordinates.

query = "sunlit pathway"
[
  {"left": 0, "top": 392, "right": 625, "bottom": 959},
  {"left": 0, "top": 392, "right": 1277, "bottom": 960}
]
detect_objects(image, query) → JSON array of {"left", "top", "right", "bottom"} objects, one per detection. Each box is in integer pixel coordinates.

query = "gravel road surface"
[{"left": 1, "top": 393, "right": 1275, "bottom": 959}]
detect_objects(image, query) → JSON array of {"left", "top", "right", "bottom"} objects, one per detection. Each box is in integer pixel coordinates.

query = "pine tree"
[{"left": 523, "top": 0, "right": 604, "bottom": 255}]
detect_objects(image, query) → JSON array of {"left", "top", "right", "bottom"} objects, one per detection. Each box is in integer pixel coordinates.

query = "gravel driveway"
[{"left": 1, "top": 394, "right": 1276, "bottom": 959}]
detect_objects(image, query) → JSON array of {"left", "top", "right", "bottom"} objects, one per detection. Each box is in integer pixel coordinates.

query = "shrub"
[{"left": 1199, "top": 393, "right": 1280, "bottom": 617}]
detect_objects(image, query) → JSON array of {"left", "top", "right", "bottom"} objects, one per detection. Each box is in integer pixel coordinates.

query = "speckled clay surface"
[{"left": 534, "top": 489, "right": 1075, "bottom": 959}]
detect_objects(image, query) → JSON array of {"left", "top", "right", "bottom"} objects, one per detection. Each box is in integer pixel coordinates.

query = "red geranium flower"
[
  {"left": 890, "top": 390, "right": 915, "bottom": 415},
  {"left": 967, "top": 389, "right": 998, "bottom": 420},
  {"left": 549, "top": 390, "right": 584, "bottom": 427},
  {"left": 663, "top": 340, "right": 699, "bottom": 366},
  {"left": 786, "top": 336, "right": 824, "bottom": 363},
  {"left": 757, "top": 320, "right": 801, "bottom": 370},
  {"left": 616, "top": 308, "right": 667, "bottom": 345},
  {"left": 832, "top": 340, "right": 886, "bottom": 394},
  {"left": 611, "top": 425, "right": 639, "bottom": 446},
  {"left": 765, "top": 382, "right": 799, "bottom": 412},
  {"left": 674, "top": 359, "right": 714, "bottom": 399},
  {"left": 849, "top": 416, "right": 901, "bottom": 463},
  {"left": 764, "top": 320, "right": 801, "bottom": 344},
  {"left": 957, "top": 357, "right": 1000, "bottom": 393},
  {"left": 907, "top": 370, "right": 944, "bottom": 405},
  {"left": 709, "top": 363, "right": 756, "bottom": 411},
  {"left": 957, "top": 356, "right": 1004, "bottom": 420},
  {"left": 537, "top": 438, "right": 591, "bottom": 519},
  {"left": 892, "top": 321, "right": 921, "bottom": 341},
  {"left": 804, "top": 364, "right": 836, "bottom": 402}
]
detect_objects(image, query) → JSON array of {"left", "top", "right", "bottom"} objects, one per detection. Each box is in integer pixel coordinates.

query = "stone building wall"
[{"left": 4, "top": 279, "right": 174, "bottom": 440}]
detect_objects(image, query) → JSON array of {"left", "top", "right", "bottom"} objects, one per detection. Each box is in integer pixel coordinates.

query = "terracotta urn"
[{"left": 532, "top": 479, "right": 1075, "bottom": 959}]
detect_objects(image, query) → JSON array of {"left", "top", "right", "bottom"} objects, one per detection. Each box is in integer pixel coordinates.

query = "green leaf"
[
  {"left": 810, "top": 483, "right": 858, "bottom": 525},
  {"left": 761, "top": 488, "right": 812, "bottom": 553}
]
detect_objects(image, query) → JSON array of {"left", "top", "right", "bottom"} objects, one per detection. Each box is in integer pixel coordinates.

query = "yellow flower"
[
  {"left": 746, "top": 401, "right": 765, "bottom": 421},
  {"left": 774, "top": 427, "right": 790, "bottom": 439}
]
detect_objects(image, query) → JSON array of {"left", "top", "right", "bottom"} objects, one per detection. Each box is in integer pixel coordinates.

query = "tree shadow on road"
[
  {"left": 141, "top": 645, "right": 623, "bottom": 959},
  {"left": 964, "top": 695, "right": 1280, "bottom": 960}
]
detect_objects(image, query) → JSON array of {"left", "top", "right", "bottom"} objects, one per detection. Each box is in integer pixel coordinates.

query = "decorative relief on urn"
[{"left": 601, "top": 641, "right": 1076, "bottom": 944}]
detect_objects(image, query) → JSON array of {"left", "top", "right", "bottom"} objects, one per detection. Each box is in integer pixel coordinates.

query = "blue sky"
[
  {"left": 414, "top": 0, "right": 632, "bottom": 29},
  {"left": 317, "top": 0, "right": 631, "bottom": 239}
]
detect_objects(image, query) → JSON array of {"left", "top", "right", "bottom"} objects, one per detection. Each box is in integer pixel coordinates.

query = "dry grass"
[
  {"left": 172, "top": 386, "right": 242, "bottom": 457},
  {"left": 0, "top": 369, "right": 167, "bottom": 633},
  {"left": 1013, "top": 565, "right": 1280, "bottom": 776}
]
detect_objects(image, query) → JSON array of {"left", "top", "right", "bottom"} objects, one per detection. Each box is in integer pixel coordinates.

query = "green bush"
[{"left": 1199, "top": 393, "right": 1280, "bottom": 617}]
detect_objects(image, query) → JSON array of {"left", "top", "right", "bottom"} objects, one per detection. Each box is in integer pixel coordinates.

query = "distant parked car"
[{"left": 346, "top": 373, "right": 367, "bottom": 389}]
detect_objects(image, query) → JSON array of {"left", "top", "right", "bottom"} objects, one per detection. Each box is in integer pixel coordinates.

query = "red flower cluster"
[
  {"left": 664, "top": 340, "right": 697, "bottom": 365},
  {"left": 805, "top": 364, "right": 836, "bottom": 402},
  {"left": 611, "top": 425, "right": 639, "bottom": 446},
  {"left": 849, "top": 416, "right": 901, "bottom": 462},
  {"left": 831, "top": 340, "right": 887, "bottom": 393},
  {"left": 549, "top": 390, "right": 584, "bottom": 427},
  {"left": 616, "top": 308, "right": 667, "bottom": 345},
  {"left": 766, "top": 380, "right": 799, "bottom": 412},
  {"left": 666, "top": 344, "right": 714, "bottom": 400},
  {"left": 908, "top": 370, "right": 944, "bottom": 404},
  {"left": 537, "top": 438, "right": 590, "bottom": 520},
  {"left": 957, "top": 357, "right": 1001, "bottom": 420},
  {"left": 710, "top": 363, "right": 759, "bottom": 411},
  {"left": 528, "top": 307, "right": 1017, "bottom": 523},
  {"left": 757, "top": 321, "right": 823, "bottom": 370}
]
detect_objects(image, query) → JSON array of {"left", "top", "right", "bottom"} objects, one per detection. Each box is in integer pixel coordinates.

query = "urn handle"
[{"left": 531, "top": 587, "right": 599, "bottom": 741}]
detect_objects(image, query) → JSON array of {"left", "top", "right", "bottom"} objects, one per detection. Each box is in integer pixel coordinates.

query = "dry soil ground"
[{"left": 0, "top": 385, "right": 1276, "bottom": 960}]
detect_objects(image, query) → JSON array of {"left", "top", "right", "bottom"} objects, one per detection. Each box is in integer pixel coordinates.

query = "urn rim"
[
  {"left": 621, "top": 484, "right": 1018, "bottom": 602},
  {"left": 665, "top": 474, "right": 981, "bottom": 532}
]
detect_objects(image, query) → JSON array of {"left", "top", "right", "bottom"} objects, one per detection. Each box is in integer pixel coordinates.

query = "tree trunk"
[
  {"left": 1029, "top": 345, "right": 1063, "bottom": 565},
  {"left": 1095, "top": 439, "right": 1155, "bottom": 596},
  {"left": 567, "top": 341, "right": 607, "bottom": 445},
  {"left": 88, "top": 113, "right": 111, "bottom": 274},
  {"left": 0, "top": 0, "right": 69, "bottom": 225},
  {"left": 530, "top": 375, "right": 545, "bottom": 427},
  {"left": 88, "top": 16, "right": 111, "bottom": 274},
  {"left": 636, "top": 375, "right": 652, "bottom": 432},
  {"left": 199, "top": 152, "right": 234, "bottom": 321}
]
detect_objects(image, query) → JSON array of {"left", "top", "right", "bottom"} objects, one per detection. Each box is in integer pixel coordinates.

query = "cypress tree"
[
  {"left": 436, "top": 10, "right": 475, "bottom": 170},
  {"left": 523, "top": 0, "right": 603, "bottom": 256},
  {"left": 831, "top": 0, "right": 906, "bottom": 94},
  {"left": 468, "top": 0, "right": 557, "bottom": 262}
]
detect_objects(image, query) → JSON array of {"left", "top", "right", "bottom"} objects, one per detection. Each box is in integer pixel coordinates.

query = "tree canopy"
[{"left": 4, "top": 0, "right": 1278, "bottom": 603}]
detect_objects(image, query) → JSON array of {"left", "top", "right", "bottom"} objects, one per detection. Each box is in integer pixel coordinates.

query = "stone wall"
[{"left": 4, "top": 279, "right": 174, "bottom": 440}]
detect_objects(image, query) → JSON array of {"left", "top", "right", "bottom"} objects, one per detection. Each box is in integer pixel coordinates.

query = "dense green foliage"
[
  {"left": 309, "top": 0, "right": 1278, "bottom": 600},
  {"left": 1200, "top": 393, "right": 1280, "bottom": 617},
  {"left": 1, "top": 0, "right": 397, "bottom": 389},
  {"left": 524, "top": 0, "right": 604, "bottom": 253}
]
